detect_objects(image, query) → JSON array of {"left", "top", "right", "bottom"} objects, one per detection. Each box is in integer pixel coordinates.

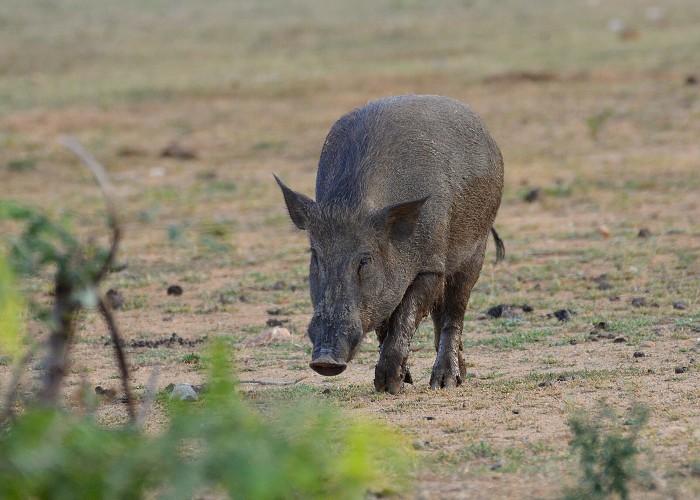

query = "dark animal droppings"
[
  {"left": 614, "top": 337, "right": 627, "bottom": 343},
  {"left": 637, "top": 228, "right": 652, "bottom": 238},
  {"left": 167, "top": 285, "right": 183, "bottom": 296},
  {"left": 105, "top": 289, "right": 125, "bottom": 310},
  {"left": 551, "top": 309, "right": 575, "bottom": 322},
  {"left": 633, "top": 352, "right": 646, "bottom": 358},
  {"left": 675, "top": 366, "right": 688, "bottom": 374}
]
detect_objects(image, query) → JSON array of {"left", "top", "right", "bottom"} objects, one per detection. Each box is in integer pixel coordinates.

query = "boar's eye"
[{"left": 358, "top": 253, "right": 372, "bottom": 274}]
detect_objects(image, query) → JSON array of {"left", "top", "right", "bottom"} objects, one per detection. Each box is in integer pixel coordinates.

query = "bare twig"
[
  {"left": 237, "top": 377, "right": 307, "bottom": 386},
  {"left": 136, "top": 367, "right": 159, "bottom": 429},
  {"left": 59, "top": 136, "right": 121, "bottom": 283},
  {"left": 39, "top": 278, "right": 78, "bottom": 405},
  {"left": 99, "top": 297, "right": 135, "bottom": 422},
  {"left": 1, "top": 348, "right": 35, "bottom": 425}
]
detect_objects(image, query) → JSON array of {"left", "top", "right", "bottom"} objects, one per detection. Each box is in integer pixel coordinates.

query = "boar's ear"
[
  {"left": 274, "top": 174, "right": 315, "bottom": 230},
  {"left": 372, "top": 196, "right": 428, "bottom": 242}
]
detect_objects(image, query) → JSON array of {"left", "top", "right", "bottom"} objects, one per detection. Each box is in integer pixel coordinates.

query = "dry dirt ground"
[{"left": 1, "top": 1, "right": 700, "bottom": 498}]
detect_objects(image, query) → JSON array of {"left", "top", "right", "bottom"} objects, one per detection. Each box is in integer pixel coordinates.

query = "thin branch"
[
  {"left": 59, "top": 136, "right": 121, "bottom": 283},
  {"left": 99, "top": 297, "right": 135, "bottom": 422},
  {"left": 237, "top": 377, "right": 307, "bottom": 386},
  {"left": 136, "top": 367, "right": 159, "bottom": 429},
  {"left": 1, "top": 348, "right": 35, "bottom": 425}
]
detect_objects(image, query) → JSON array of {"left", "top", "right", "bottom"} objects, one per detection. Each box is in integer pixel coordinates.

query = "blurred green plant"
[
  {"left": 0, "top": 341, "right": 412, "bottom": 499},
  {"left": 564, "top": 403, "right": 649, "bottom": 500},
  {"left": 0, "top": 253, "right": 24, "bottom": 358},
  {"left": 586, "top": 108, "right": 613, "bottom": 141}
]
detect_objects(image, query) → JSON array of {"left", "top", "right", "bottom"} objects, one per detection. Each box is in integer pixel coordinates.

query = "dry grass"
[{"left": 1, "top": 0, "right": 699, "bottom": 497}]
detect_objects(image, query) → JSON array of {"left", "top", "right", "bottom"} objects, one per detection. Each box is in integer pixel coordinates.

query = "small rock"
[
  {"left": 490, "top": 461, "right": 502, "bottom": 471},
  {"left": 412, "top": 440, "right": 431, "bottom": 450},
  {"left": 523, "top": 188, "right": 540, "bottom": 203},
  {"left": 538, "top": 381, "right": 552, "bottom": 387},
  {"left": 242, "top": 327, "right": 292, "bottom": 346},
  {"left": 641, "top": 341, "right": 655, "bottom": 348},
  {"left": 609, "top": 295, "right": 621, "bottom": 302},
  {"left": 569, "top": 339, "right": 578, "bottom": 345},
  {"left": 597, "top": 225, "right": 611, "bottom": 239},
  {"left": 105, "top": 289, "right": 125, "bottom": 310},
  {"left": 614, "top": 337, "right": 627, "bottom": 343},
  {"left": 425, "top": 416, "right": 436, "bottom": 421},
  {"left": 687, "top": 75, "right": 698, "bottom": 86},
  {"left": 557, "top": 375, "right": 568, "bottom": 382},
  {"left": 673, "top": 301, "right": 687, "bottom": 310},
  {"left": 631, "top": 297, "right": 647, "bottom": 308},
  {"left": 476, "top": 313, "right": 488, "bottom": 320},
  {"left": 521, "top": 305, "right": 534, "bottom": 313},
  {"left": 169, "top": 383, "right": 199, "bottom": 401},
  {"left": 94, "top": 386, "right": 117, "bottom": 398},
  {"left": 266, "top": 307, "right": 285, "bottom": 316},
  {"left": 633, "top": 351, "right": 646, "bottom": 358},
  {"left": 167, "top": 285, "right": 183, "bottom": 296},
  {"left": 637, "top": 228, "right": 652, "bottom": 238},
  {"left": 512, "top": 409, "right": 520, "bottom": 415},
  {"left": 322, "top": 388, "right": 331, "bottom": 395},
  {"left": 674, "top": 366, "right": 688, "bottom": 374}
]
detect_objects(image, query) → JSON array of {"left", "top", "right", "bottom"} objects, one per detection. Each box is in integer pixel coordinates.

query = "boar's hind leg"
[
  {"left": 430, "top": 246, "right": 487, "bottom": 389},
  {"left": 374, "top": 273, "right": 443, "bottom": 394}
]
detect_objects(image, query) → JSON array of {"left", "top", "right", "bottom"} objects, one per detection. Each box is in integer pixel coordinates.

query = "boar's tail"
[{"left": 490, "top": 227, "right": 505, "bottom": 264}]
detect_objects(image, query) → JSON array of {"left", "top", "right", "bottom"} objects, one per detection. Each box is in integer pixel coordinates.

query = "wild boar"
[{"left": 276, "top": 95, "right": 504, "bottom": 394}]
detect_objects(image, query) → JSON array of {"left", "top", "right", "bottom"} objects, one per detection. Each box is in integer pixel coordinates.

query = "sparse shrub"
[
  {"left": 0, "top": 341, "right": 412, "bottom": 499},
  {"left": 564, "top": 403, "right": 649, "bottom": 500}
]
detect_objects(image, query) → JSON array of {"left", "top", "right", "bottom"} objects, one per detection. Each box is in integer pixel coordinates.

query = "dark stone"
[
  {"left": 538, "top": 381, "right": 552, "bottom": 387},
  {"left": 633, "top": 352, "right": 646, "bottom": 358},
  {"left": 613, "top": 337, "right": 627, "bottom": 343},
  {"left": 521, "top": 305, "right": 534, "bottom": 313},
  {"left": 322, "top": 388, "right": 331, "bottom": 394},
  {"left": 686, "top": 74, "right": 698, "bottom": 85},
  {"left": 637, "top": 228, "right": 652, "bottom": 238},
  {"left": 167, "top": 285, "right": 183, "bottom": 296},
  {"left": 425, "top": 416, "right": 436, "bottom": 421},
  {"left": 631, "top": 297, "right": 647, "bottom": 307},
  {"left": 673, "top": 301, "right": 687, "bottom": 310},
  {"left": 675, "top": 366, "right": 688, "bottom": 374},
  {"left": 523, "top": 188, "right": 540, "bottom": 203},
  {"left": 512, "top": 409, "right": 520, "bottom": 414}
]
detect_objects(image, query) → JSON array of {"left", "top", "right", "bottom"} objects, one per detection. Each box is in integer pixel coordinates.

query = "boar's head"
[{"left": 275, "top": 176, "right": 426, "bottom": 376}]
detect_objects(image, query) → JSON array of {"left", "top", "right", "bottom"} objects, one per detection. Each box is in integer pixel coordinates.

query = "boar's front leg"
[
  {"left": 430, "top": 247, "right": 486, "bottom": 389},
  {"left": 374, "top": 273, "right": 443, "bottom": 394}
]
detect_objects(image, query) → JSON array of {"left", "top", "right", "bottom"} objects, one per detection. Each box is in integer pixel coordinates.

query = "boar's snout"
[{"left": 309, "top": 352, "right": 347, "bottom": 376}]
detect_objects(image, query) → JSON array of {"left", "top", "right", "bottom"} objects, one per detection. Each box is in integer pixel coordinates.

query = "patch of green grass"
[
  {"left": 121, "top": 293, "right": 148, "bottom": 311},
  {"left": 6, "top": 158, "right": 36, "bottom": 172},
  {"left": 466, "top": 328, "right": 554, "bottom": 350}
]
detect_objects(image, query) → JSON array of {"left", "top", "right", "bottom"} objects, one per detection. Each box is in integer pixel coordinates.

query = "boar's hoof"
[
  {"left": 309, "top": 355, "right": 347, "bottom": 376},
  {"left": 374, "top": 362, "right": 406, "bottom": 394}
]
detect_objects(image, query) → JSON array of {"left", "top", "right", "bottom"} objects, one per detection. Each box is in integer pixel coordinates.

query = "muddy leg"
[
  {"left": 374, "top": 273, "right": 443, "bottom": 394},
  {"left": 430, "top": 242, "right": 487, "bottom": 389}
]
